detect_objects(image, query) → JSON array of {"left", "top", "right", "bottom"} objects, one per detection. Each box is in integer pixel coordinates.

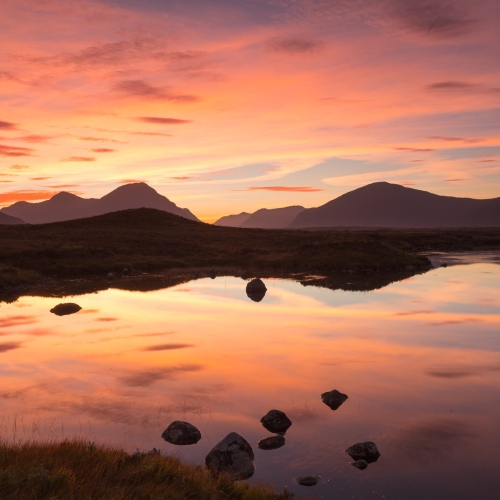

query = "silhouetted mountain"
[
  {"left": 0, "top": 212, "right": 25, "bottom": 225},
  {"left": 1, "top": 183, "right": 200, "bottom": 224},
  {"left": 215, "top": 206, "right": 304, "bottom": 228},
  {"left": 214, "top": 212, "right": 251, "bottom": 227},
  {"left": 289, "top": 182, "right": 500, "bottom": 228}
]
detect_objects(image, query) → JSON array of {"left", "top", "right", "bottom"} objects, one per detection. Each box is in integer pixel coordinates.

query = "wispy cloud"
[
  {"left": 90, "top": 148, "right": 115, "bottom": 153},
  {"left": 395, "top": 147, "right": 435, "bottom": 152},
  {"left": 0, "top": 190, "right": 58, "bottom": 204},
  {"left": 427, "top": 136, "right": 484, "bottom": 143},
  {"left": 267, "top": 37, "right": 322, "bottom": 54},
  {"left": 241, "top": 186, "right": 324, "bottom": 192},
  {"left": 0, "top": 315, "right": 38, "bottom": 328},
  {"left": 0, "top": 120, "right": 17, "bottom": 130},
  {"left": 136, "top": 116, "right": 192, "bottom": 125},
  {"left": 425, "top": 81, "right": 479, "bottom": 91},
  {"left": 0, "top": 144, "right": 34, "bottom": 157},
  {"left": 117, "top": 364, "right": 203, "bottom": 387},
  {"left": 60, "top": 156, "right": 96, "bottom": 162},
  {"left": 112, "top": 80, "right": 199, "bottom": 102},
  {"left": 118, "top": 179, "right": 146, "bottom": 184},
  {"left": 142, "top": 343, "right": 195, "bottom": 351},
  {"left": 0, "top": 342, "right": 22, "bottom": 353}
]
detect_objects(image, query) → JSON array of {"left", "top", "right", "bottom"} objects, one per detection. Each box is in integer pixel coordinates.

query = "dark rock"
[
  {"left": 345, "top": 442, "right": 380, "bottom": 463},
  {"left": 294, "top": 476, "right": 320, "bottom": 486},
  {"left": 107, "top": 272, "right": 115, "bottom": 279},
  {"left": 441, "top": 263, "right": 448, "bottom": 268},
  {"left": 161, "top": 421, "right": 201, "bottom": 445},
  {"left": 321, "top": 389, "right": 348, "bottom": 410},
  {"left": 257, "top": 435, "right": 286, "bottom": 450},
  {"left": 246, "top": 278, "right": 267, "bottom": 302},
  {"left": 50, "top": 303, "right": 82, "bottom": 316},
  {"left": 205, "top": 432, "right": 255, "bottom": 480},
  {"left": 260, "top": 409, "right": 292, "bottom": 434},
  {"left": 350, "top": 459, "right": 368, "bottom": 470}
]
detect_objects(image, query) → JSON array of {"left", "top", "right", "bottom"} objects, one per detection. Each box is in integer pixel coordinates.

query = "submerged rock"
[
  {"left": 205, "top": 432, "right": 255, "bottom": 480},
  {"left": 345, "top": 442, "right": 380, "bottom": 463},
  {"left": 161, "top": 421, "right": 201, "bottom": 445},
  {"left": 50, "top": 303, "right": 82, "bottom": 316},
  {"left": 350, "top": 459, "right": 368, "bottom": 470},
  {"left": 257, "top": 435, "right": 286, "bottom": 450},
  {"left": 260, "top": 409, "right": 292, "bottom": 434},
  {"left": 321, "top": 389, "right": 348, "bottom": 410},
  {"left": 246, "top": 278, "right": 267, "bottom": 302},
  {"left": 294, "top": 476, "right": 320, "bottom": 486}
]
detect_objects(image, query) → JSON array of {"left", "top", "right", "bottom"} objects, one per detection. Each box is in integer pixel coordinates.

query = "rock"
[
  {"left": 260, "top": 409, "right": 292, "bottom": 434},
  {"left": 345, "top": 442, "right": 380, "bottom": 463},
  {"left": 321, "top": 389, "right": 348, "bottom": 410},
  {"left": 246, "top": 278, "right": 267, "bottom": 302},
  {"left": 205, "top": 432, "right": 255, "bottom": 480},
  {"left": 257, "top": 435, "right": 286, "bottom": 450},
  {"left": 350, "top": 459, "right": 368, "bottom": 470},
  {"left": 294, "top": 476, "right": 320, "bottom": 486},
  {"left": 441, "top": 263, "right": 448, "bottom": 268},
  {"left": 50, "top": 303, "right": 82, "bottom": 316},
  {"left": 161, "top": 421, "right": 201, "bottom": 445},
  {"left": 107, "top": 272, "right": 115, "bottom": 279}
]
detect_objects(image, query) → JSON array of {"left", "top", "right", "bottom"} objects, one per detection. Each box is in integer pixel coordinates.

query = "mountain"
[
  {"left": 0, "top": 212, "right": 26, "bottom": 225},
  {"left": 1, "top": 183, "right": 200, "bottom": 224},
  {"left": 240, "top": 206, "right": 305, "bottom": 228},
  {"left": 214, "top": 206, "right": 305, "bottom": 228},
  {"left": 214, "top": 212, "right": 252, "bottom": 227},
  {"left": 289, "top": 182, "right": 500, "bottom": 228}
]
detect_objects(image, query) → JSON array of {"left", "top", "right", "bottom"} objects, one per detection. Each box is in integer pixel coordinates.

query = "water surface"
[{"left": 1, "top": 260, "right": 499, "bottom": 499}]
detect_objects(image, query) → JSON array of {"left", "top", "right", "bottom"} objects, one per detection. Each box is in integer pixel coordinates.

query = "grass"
[
  {"left": 0, "top": 440, "right": 294, "bottom": 500},
  {"left": 1, "top": 207, "right": 500, "bottom": 296}
]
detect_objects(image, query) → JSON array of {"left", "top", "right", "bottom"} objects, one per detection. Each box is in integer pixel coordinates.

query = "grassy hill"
[{"left": 1, "top": 208, "right": 500, "bottom": 294}]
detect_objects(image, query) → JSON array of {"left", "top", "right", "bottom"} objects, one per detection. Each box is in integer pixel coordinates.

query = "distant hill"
[
  {"left": 215, "top": 206, "right": 305, "bottom": 228},
  {"left": 0, "top": 212, "right": 25, "bottom": 225},
  {"left": 289, "top": 182, "right": 500, "bottom": 228},
  {"left": 1, "top": 183, "right": 200, "bottom": 224},
  {"left": 214, "top": 212, "right": 251, "bottom": 227}
]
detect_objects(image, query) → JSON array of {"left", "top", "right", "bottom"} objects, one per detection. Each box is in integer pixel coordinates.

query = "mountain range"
[
  {"left": 289, "top": 182, "right": 500, "bottom": 228},
  {"left": 0, "top": 183, "right": 199, "bottom": 224},
  {"left": 214, "top": 206, "right": 304, "bottom": 228},
  {"left": 1, "top": 181, "right": 500, "bottom": 228}
]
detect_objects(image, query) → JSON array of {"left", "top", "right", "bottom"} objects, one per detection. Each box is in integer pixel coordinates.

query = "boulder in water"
[
  {"left": 161, "top": 421, "right": 201, "bottom": 445},
  {"left": 50, "top": 303, "right": 82, "bottom": 316},
  {"left": 350, "top": 459, "right": 368, "bottom": 470},
  {"left": 321, "top": 389, "right": 348, "bottom": 410},
  {"left": 205, "top": 432, "right": 255, "bottom": 480},
  {"left": 260, "top": 409, "right": 292, "bottom": 434},
  {"left": 294, "top": 476, "right": 320, "bottom": 486},
  {"left": 246, "top": 278, "right": 267, "bottom": 302},
  {"left": 345, "top": 442, "right": 380, "bottom": 463},
  {"left": 257, "top": 435, "right": 286, "bottom": 450}
]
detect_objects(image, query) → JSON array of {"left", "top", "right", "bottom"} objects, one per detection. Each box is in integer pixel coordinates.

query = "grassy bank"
[
  {"left": 1, "top": 208, "right": 500, "bottom": 294},
  {"left": 0, "top": 440, "right": 292, "bottom": 500}
]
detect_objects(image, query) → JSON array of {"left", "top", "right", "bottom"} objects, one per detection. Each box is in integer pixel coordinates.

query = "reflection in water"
[
  {"left": 49, "top": 303, "right": 82, "bottom": 316},
  {"left": 246, "top": 278, "right": 267, "bottom": 302},
  {"left": 0, "top": 262, "right": 499, "bottom": 499}
]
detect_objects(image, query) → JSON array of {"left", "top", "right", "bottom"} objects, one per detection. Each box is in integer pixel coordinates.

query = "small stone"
[
  {"left": 50, "top": 303, "right": 82, "bottom": 316},
  {"left": 345, "top": 442, "right": 380, "bottom": 463},
  {"left": 321, "top": 389, "right": 348, "bottom": 410},
  {"left": 294, "top": 476, "right": 320, "bottom": 486},
  {"left": 257, "top": 435, "right": 286, "bottom": 450},
  {"left": 260, "top": 409, "right": 292, "bottom": 434},
  {"left": 205, "top": 432, "right": 255, "bottom": 480},
  {"left": 161, "top": 421, "right": 201, "bottom": 445},
  {"left": 350, "top": 459, "right": 368, "bottom": 470}
]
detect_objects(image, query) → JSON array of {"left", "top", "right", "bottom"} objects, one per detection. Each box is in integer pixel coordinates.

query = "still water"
[{"left": 1, "top": 260, "right": 499, "bottom": 499}]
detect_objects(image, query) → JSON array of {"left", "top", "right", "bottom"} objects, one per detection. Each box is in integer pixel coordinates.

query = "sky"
[{"left": 1, "top": 0, "right": 499, "bottom": 222}]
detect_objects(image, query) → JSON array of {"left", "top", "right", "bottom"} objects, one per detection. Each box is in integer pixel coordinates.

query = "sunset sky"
[{"left": 1, "top": 0, "right": 499, "bottom": 222}]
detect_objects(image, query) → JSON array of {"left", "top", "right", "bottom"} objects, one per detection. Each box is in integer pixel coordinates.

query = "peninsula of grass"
[
  {"left": 0, "top": 440, "right": 292, "bottom": 500},
  {"left": 1, "top": 207, "right": 500, "bottom": 294}
]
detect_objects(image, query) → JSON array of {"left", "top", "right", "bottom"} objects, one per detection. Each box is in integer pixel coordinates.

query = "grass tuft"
[{"left": 0, "top": 440, "right": 295, "bottom": 500}]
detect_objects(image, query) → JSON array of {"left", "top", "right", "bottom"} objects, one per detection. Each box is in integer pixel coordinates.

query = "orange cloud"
[
  {"left": 0, "top": 190, "right": 59, "bottom": 204},
  {"left": 243, "top": 186, "right": 324, "bottom": 192},
  {"left": 91, "top": 148, "right": 115, "bottom": 153},
  {"left": 60, "top": 156, "right": 96, "bottom": 162},
  {"left": 0, "top": 144, "right": 34, "bottom": 157},
  {"left": 119, "top": 179, "right": 146, "bottom": 184},
  {"left": 0, "top": 120, "right": 17, "bottom": 130},
  {"left": 137, "top": 117, "right": 192, "bottom": 125}
]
